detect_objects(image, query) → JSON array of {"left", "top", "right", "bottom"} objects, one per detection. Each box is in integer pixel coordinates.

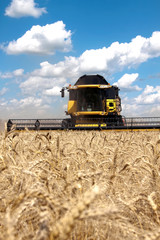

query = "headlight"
[
  {"left": 69, "top": 85, "right": 78, "bottom": 89},
  {"left": 99, "top": 85, "right": 110, "bottom": 88}
]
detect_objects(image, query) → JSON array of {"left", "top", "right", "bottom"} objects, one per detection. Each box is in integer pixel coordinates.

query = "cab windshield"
[{"left": 77, "top": 88, "right": 103, "bottom": 111}]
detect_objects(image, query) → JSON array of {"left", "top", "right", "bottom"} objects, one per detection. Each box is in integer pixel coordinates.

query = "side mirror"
[{"left": 61, "top": 88, "right": 65, "bottom": 98}]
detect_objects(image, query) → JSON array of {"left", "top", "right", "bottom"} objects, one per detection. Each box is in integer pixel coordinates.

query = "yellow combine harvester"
[
  {"left": 61, "top": 74, "right": 124, "bottom": 128},
  {"left": 7, "top": 74, "right": 160, "bottom": 131}
]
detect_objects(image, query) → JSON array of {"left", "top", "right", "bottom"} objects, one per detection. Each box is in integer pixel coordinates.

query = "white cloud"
[
  {"left": 0, "top": 72, "right": 13, "bottom": 79},
  {"left": 31, "top": 58, "right": 79, "bottom": 83},
  {"left": 0, "top": 68, "right": 24, "bottom": 79},
  {"left": 20, "top": 76, "right": 50, "bottom": 92},
  {"left": 2, "top": 30, "right": 160, "bottom": 76},
  {"left": 20, "top": 75, "right": 65, "bottom": 95},
  {"left": 4, "top": 21, "right": 72, "bottom": 55},
  {"left": 121, "top": 103, "right": 140, "bottom": 117},
  {"left": 78, "top": 32, "right": 160, "bottom": 73},
  {"left": 122, "top": 101, "right": 160, "bottom": 117},
  {"left": 120, "top": 84, "right": 160, "bottom": 117},
  {"left": 43, "top": 87, "right": 61, "bottom": 96},
  {"left": 0, "top": 100, "right": 8, "bottom": 107},
  {"left": 0, "top": 87, "right": 8, "bottom": 96},
  {"left": 135, "top": 85, "right": 160, "bottom": 104},
  {"left": 18, "top": 31, "right": 160, "bottom": 82},
  {"left": 113, "top": 73, "right": 141, "bottom": 91},
  {"left": 5, "top": 0, "right": 47, "bottom": 18},
  {"left": 13, "top": 96, "right": 42, "bottom": 108},
  {"left": 19, "top": 59, "right": 78, "bottom": 94},
  {"left": 0, "top": 96, "right": 51, "bottom": 118},
  {"left": 120, "top": 93, "right": 160, "bottom": 117},
  {"left": 13, "top": 68, "right": 24, "bottom": 76},
  {"left": 0, "top": 96, "right": 64, "bottom": 119},
  {"left": 2, "top": 31, "right": 160, "bottom": 118}
]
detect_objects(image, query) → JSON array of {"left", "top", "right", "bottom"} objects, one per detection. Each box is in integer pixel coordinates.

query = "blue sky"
[{"left": 0, "top": 0, "right": 160, "bottom": 119}]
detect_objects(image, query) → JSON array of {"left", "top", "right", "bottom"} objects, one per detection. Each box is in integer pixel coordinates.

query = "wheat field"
[{"left": 1, "top": 128, "right": 160, "bottom": 240}]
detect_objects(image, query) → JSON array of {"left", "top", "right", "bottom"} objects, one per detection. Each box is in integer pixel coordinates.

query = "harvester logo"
[{"left": 106, "top": 99, "right": 116, "bottom": 112}]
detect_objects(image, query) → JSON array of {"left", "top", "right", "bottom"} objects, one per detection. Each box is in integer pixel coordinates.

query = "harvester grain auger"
[{"left": 7, "top": 75, "right": 160, "bottom": 131}]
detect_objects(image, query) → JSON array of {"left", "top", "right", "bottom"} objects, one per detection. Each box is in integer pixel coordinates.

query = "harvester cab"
[{"left": 61, "top": 74, "right": 123, "bottom": 128}]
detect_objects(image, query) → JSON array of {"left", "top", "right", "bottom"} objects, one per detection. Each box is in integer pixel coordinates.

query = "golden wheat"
[{"left": 1, "top": 129, "right": 160, "bottom": 239}]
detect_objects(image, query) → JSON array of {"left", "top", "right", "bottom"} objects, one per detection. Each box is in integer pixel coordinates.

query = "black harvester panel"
[
  {"left": 74, "top": 74, "right": 109, "bottom": 85},
  {"left": 7, "top": 117, "right": 160, "bottom": 131}
]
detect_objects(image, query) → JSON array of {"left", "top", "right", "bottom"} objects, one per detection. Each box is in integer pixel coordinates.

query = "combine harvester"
[{"left": 7, "top": 75, "right": 160, "bottom": 131}]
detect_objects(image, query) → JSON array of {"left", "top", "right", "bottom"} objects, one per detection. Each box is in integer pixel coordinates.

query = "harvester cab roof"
[{"left": 74, "top": 74, "right": 109, "bottom": 85}]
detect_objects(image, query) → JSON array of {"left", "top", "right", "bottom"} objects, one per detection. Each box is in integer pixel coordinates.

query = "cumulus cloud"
[
  {"left": 0, "top": 96, "right": 63, "bottom": 118},
  {"left": 0, "top": 72, "right": 13, "bottom": 79},
  {"left": 2, "top": 29, "right": 160, "bottom": 72},
  {"left": 20, "top": 76, "right": 51, "bottom": 92},
  {"left": 18, "top": 31, "right": 160, "bottom": 83},
  {"left": 119, "top": 93, "right": 160, "bottom": 117},
  {"left": 113, "top": 73, "right": 142, "bottom": 91},
  {"left": 19, "top": 59, "right": 77, "bottom": 95},
  {"left": 43, "top": 87, "right": 61, "bottom": 96},
  {"left": 13, "top": 69, "right": 24, "bottom": 76},
  {"left": 135, "top": 85, "right": 160, "bottom": 104},
  {"left": 0, "top": 87, "right": 8, "bottom": 96},
  {"left": 121, "top": 83, "right": 160, "bottom": 116},
  {"left": 20, "top": 75, "right": 65, "bottom": 95},
  {"left": 0, "top": 68, "right": 24, "bottom": 79},
  {"left": 122, "top": 100, "right": 160, "bottom": 117},
  {"left": 10, "top": 96, "right": 42, "bottom": 108},
  {"left": 37, "top": 58, "right": 79, "bottom": 79},
  {"left": 5, "top": 0, "right": 47, "bottom": 18},
  {"left": 0, "top": 96, "right": 51, "bottom": 118},
  {"left": 78, "top": 32, "right": 160, "bottom": 73},
  {"left": 4, "top": 21, "right": 72, "bottom": 55},
  {"left": 2, "top": 30, "right": 160, "bottom": 117}
]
